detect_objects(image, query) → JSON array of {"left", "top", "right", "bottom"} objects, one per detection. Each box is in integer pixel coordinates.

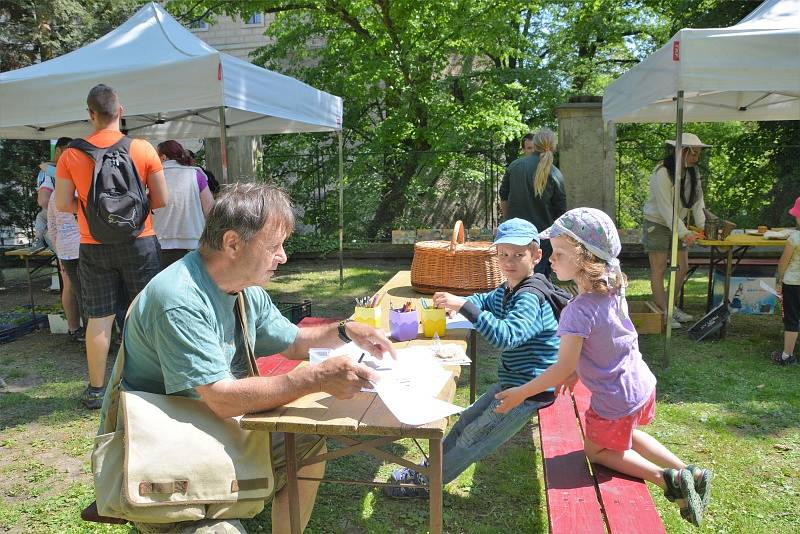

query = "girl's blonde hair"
[
  {"left": 532, "top": 128, "right": 557, "bottom": 197},
  {"left": 562, "top": 235, "right": 627, "bottom": 294}
]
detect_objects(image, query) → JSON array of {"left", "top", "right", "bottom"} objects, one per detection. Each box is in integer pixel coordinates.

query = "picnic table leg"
[
  {"left": 469, "top": 330, "right": 477, "bottom": 404},
  {"left": 429, "top": 437, "right": 443, "bottom": 534},
  {"left": 24, "top": 256, "right": 35, "bottom": 320},
  {"left": 284, "top": 432, "right": 301, "bottom": 534},
  {"left": 705, "top": 246, "right": 716, "bottom": 312},
  {"left": 721, "top": 247, "right": 734, "bottom": 338}
]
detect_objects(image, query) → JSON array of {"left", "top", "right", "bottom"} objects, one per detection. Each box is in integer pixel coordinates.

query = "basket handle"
[{"left": 449, "top": 221, "right": 465, "bottom": 250}]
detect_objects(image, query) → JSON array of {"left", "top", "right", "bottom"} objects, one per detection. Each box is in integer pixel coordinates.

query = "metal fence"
[
  {"left": 260, "top": 145, "right": 509, "bottom": 239},
  {"left": 615, "top": 141, "right": 800, "bottom": 229}
]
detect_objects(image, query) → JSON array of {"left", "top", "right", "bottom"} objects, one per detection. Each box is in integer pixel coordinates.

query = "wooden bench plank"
[
  {"left": 572, "top": 382, "right": 666, "bottom": 534},
  {"left": 538, "top": 391, "right": 605, "bottom": 534}
]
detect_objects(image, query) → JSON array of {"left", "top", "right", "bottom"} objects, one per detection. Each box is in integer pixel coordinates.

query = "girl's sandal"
[
  {"left": 678, "top": 468, "right": 705, "bottom": 526},
  {"left": 686, "top": 464, "right": 713, "bottom": 509}
]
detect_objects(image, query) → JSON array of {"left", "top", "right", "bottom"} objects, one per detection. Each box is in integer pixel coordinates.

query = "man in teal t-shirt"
[{"left": 103, "top": 183, "right": 395, "bottom": 533}]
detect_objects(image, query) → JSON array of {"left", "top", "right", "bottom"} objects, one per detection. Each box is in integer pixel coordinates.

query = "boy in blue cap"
[{"left": 385, "top": 218, "right": 561, "bottom": 497}]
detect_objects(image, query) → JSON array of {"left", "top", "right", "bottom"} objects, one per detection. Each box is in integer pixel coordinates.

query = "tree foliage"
[{"left": 0, "top": 0, "right": 148, "bottom": 236}]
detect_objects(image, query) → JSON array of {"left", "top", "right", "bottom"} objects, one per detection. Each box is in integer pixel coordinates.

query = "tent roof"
[
  {"left": 0, "top": 2, "right": 343, "bottom": 140},
  {"left": 602, "top": 0, "right": 800, "bottom": 123}
]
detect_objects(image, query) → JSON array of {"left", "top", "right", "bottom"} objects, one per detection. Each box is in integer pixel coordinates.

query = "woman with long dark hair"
[
  {"left": 152, "top": 140, "right": 215, "bottom": 268},
  {"left": 642, "top": 133, "right": 709, "bottom": 328}
]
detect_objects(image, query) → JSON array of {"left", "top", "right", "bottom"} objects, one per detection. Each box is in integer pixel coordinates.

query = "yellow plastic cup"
[
  {"left": 420, "top": 308, "right": 446, "bottom": 338},
  {"left": 354, "top": 306, "right": 381, "bottom": 328}
]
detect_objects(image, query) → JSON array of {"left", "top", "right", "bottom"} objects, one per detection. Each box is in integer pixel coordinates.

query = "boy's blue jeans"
[{"left": 441, "top": 382, "right": 554, "bottom": 484}]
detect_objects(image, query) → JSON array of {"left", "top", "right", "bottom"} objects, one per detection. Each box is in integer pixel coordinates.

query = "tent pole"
[
  {"left": 664, "top": 90, "right": 685, "bottom": 366},
  {"left": 338, "top": 131, "right": 344, "bottom": 288},
  {"left": 218, "top": 106, "right": 229, "bottom": 184}
]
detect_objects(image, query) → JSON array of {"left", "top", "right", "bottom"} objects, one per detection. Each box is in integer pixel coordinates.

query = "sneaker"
[
  {"left": 669, "top": 318, "right": 682, "bottom": 329},
  {"left": 383, "top": 466, "right": 429, "bottom": 499},
  {"left": 678, "top": 468, "right": 705, "bottom": 526},
  {"left": 686, "top": 464, "right": 713, "bottom": 510},
  {"left": 81, "top": 385, "right": 105, "bottom": 410},
  {"left": 770, "top": 351, "right": 797, "bottom": 366},
  {"left": 673, "top": 307, "right": 694, "bottom": 322},
  {"left": 69, "top": 326, "right": 85, "bottom": 343}
]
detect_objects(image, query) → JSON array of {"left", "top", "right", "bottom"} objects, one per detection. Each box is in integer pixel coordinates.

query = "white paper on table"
[
  {"left": 759, "top": 280, "right": 780, "bottom": 298},
  {"left": 446, "top": 312, "right": 475, "bottom": 330},
  {"left": 373, "top": 378, "right": 463, "bottom": 426}
]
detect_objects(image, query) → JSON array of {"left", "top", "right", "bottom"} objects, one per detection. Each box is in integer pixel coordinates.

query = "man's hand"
[
  {"left": 494, "top": 386, "right": 526, "bottom": 414},
  {"left": 314, "top": 356, "right": 379, "bottom": 399},
  {"left": 344, "top": 321, "right": 396, "bottom": 359},
  {"left": 556, "top": 372, "right": 578, "bottom": 396},
  {"left": 432, "top": 291, "right": 466, "bottom": 313}
]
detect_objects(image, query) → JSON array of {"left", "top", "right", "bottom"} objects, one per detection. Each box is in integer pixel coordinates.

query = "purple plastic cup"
[{"left": 389, "top": 309, "right": 419, "bottom": 342}]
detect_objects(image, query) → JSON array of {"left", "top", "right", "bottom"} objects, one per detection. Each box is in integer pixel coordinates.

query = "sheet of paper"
[
  {"left": 373, "top": 377, "right": 463, "bottom": 426},
  {"left": 759, "top": 280, "right": 780, "bottom": 298},
  {"left": 446, "top": 312, "right": 474, "bottom": 330}
]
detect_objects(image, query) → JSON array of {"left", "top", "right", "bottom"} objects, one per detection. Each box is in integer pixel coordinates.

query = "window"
[{"left": 244, "top": 13, "right": 263, "bottom": 25}]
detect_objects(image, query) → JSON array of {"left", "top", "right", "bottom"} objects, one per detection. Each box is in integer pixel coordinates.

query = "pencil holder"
[
  {"left": 389, "top": 309, "right": 419, "bottom": 342},
  {"left": 420, "top": 308, "right": 446, "bottom": 338},
  {"left": 354, "top": 306, "right": 381, "bottom": 328}
]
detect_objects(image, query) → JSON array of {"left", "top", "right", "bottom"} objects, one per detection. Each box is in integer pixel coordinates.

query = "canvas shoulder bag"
[{"left": 91, "top": 292, "right": 274, "bottom": 523}]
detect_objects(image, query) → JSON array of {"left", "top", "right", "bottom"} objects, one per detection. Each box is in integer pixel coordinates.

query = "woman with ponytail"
[
  {"left": 152, "top": 140, "right": 215, "bottom": 268},
  {"left": 500, "top": 128, "right": 567, "bottom": 277}
]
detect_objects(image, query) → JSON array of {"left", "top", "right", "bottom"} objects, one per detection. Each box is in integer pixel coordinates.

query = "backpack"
[
  {"left": 528, "top": 273, "right": 573, "bottom": 320},
  {"left": 69, "top": 136, "right": 149, "bottom": 244}
]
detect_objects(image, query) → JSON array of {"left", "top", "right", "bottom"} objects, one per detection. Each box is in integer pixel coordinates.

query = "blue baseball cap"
[{"left": 494, "top": 218, "right": 540, "bottom": 246}]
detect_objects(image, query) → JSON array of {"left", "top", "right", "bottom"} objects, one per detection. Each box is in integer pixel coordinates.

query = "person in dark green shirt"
[{"left": 499, "top": 128, "right": 567, "bottom": 278}]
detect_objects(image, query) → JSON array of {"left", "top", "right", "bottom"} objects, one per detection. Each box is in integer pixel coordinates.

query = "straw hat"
[{"left": 665, "top": 133, "right": 711, "bottom": 148}]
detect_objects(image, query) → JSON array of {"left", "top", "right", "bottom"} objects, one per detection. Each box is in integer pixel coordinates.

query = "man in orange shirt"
[{"left": 55, "top": 84, "right": 168, "bottom": 409}]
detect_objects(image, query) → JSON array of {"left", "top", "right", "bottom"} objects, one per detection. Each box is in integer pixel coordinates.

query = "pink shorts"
[{"left": 584, "top": 389, "right": 656, "bottom": 451}]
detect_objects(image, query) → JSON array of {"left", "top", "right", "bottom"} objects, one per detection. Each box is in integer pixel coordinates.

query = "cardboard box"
[
  {"left": 712, "top": 265, "right": 777, "bottom": 314},
  {"left": 629, "top": 301, "right": 663, "bottom": 334}
]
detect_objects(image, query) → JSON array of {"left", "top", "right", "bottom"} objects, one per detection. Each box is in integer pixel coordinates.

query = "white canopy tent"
[
  {"left": 602, "top": 0, "right": 800, "bottom": 358},
  {"left": 0, "top": 2, "right": 349, "bottom": 283}
]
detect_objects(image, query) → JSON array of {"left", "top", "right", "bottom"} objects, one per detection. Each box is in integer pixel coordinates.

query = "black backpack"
[
  {"left": 69, "top": 136, "right": 149, "bottom": 244},
  {"left": 528, "top": 273, "right": 573, "bottom": 320}
]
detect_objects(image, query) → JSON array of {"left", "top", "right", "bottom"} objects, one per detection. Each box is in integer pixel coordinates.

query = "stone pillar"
[
  {"left": 204, "top": 135, "right": 262, "bottom": 184},
  {"left": 555, "top": 97, "right": 616, "bottom": 222}
]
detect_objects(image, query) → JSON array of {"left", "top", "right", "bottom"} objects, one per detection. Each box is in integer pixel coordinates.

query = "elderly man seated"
[{"left": 101, "top": 183, "right": 393, "bottom": 533}]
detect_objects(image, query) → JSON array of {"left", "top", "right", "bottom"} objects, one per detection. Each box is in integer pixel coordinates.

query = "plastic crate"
[
  {"left": 687, "top": 303, "right": 730, "bottom": 341},
  {"left": 276, "top": 299, "right": 312, "bottom": 324},
  {"left": 0, "top": 312, "right": 48, "bottom": 344}
]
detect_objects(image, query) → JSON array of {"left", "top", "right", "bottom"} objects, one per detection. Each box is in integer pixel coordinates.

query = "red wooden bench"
[
  {"left": 255, "top": 316, "right": 340, "bottom": 376},
  {"left": 538, "top": 381, "right": 665, "bottom": 534}
]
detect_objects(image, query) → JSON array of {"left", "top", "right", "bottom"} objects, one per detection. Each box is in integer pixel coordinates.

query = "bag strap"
[{"left": 102, "top": 291, "right": 259, "bottom": 434}]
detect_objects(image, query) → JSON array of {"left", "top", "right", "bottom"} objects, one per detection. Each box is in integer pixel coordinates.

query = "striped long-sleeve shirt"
[{"left": 460, "top": 276, "right": 560, "bottom": 389}]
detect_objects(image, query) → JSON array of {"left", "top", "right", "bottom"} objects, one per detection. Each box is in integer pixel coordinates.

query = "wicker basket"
[{"left": 411, "top": 221, "right": 504, "bottom": 295}]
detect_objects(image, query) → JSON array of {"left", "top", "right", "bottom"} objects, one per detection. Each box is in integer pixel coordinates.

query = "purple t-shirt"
[
  {"left": 557, "top": 292, "right": 656, "bottom": 419},
  {"left": 196, "top": 169, "right": 208, "bottom": 192}
]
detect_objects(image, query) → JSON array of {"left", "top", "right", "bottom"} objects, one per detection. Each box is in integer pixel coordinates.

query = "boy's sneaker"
[
  {"left": 770, "top": 351, "right": 797, "bottom": 366},
  {"left": 669, "top": 317, "right": 682, "bottom": 329},
  {"left": 383, "top": 466, "right": 429, "bottom": 499},
  {"left": 673, "top": 307, "right": 694, "bottom": 322},
  {"left": 80, "top": 385, "right": 105, "bottom": 410}
]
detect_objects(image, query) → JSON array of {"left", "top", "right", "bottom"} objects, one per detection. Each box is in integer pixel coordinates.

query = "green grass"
[{"left": 0, "top": 261, "right": 798, "bottom": 532}]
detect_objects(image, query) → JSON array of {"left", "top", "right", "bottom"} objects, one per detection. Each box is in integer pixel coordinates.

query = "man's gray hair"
[
  {"left": 200, "top": 183, "right": 295, "bottom": 250},
  {"left": 87, "top": 84, "right": 120, "bottom": 122}
]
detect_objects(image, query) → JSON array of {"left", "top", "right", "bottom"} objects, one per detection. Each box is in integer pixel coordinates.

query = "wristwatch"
[{"left": 337, "top": 320, "right": 352, "bottom": 343}]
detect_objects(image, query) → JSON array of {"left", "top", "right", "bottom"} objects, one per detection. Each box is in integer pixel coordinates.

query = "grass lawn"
[{"left": 0, "top": 259, "right": 798, "bottom": 533}]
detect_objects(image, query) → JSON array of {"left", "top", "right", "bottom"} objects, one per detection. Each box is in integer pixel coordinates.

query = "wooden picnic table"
[
  {"left": 241, "top": 270, "right": 475, "bottom": 534},
  {"left": 694, "top": 235, "right": 785, "bottom": 330},
  {"left": 4, "top": 247, "right": 56, "bottom": 319}
]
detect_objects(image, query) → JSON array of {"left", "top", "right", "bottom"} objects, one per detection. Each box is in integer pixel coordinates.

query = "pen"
[{"left": 357, "top": 352, "right": 366, "bottom": 363}]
